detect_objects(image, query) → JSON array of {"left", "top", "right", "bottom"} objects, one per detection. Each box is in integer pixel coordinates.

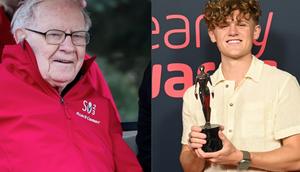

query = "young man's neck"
[{"left": 221, "top": 54, "right": 253, "bottom": 85}]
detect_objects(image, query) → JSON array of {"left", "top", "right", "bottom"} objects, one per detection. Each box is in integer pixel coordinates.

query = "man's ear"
[
  {"left": 253, "top": 25, "right": 261, "bottom": 40},
  {"left": 14, "top": 28, "right": 27, "bottom": 43},
  {"left": 208, "top": 30, "right": 216, "bottom": 43}
]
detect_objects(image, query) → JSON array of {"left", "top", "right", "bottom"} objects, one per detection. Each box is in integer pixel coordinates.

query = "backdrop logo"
[{"left": 152, "top": 12, "right": 274, "bottom": 53}]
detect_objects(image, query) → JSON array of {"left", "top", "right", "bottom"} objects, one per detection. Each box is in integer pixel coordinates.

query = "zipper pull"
[
  {"left": 60, "top": 97, "right": 71, "bottom": 119},
  {"left": 60, "top": 97, "right": 64, "bottom": 104}
]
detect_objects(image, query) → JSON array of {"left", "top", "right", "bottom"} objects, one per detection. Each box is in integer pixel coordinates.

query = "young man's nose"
[{"left": 228, "top": 23, "right": 238, "bottom": 36}]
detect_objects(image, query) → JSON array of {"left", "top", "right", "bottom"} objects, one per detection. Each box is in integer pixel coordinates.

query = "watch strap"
[
  {"left": 242, "top": 150, "right": 251, "bottom": 161},
  {"left": 237, "top": 150, "right": 251, "bottom": 170}
]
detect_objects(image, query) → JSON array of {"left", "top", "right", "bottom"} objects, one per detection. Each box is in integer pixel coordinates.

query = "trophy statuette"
[{"left": 194, "top": 66, "right": 222, "bottom": 152}]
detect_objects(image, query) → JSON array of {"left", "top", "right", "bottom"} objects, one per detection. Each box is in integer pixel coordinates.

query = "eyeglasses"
[{"left": 25, "top": 28, "right": 90, "bottom": 46}]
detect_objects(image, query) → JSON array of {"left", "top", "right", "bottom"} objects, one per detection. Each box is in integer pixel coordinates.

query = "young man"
[{"left": 179, "top": 0, "right": 300, "bottom": 171}]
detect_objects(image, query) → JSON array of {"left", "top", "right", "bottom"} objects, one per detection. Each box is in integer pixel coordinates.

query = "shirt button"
[
  {"left": 229, "top": 103, "right": 234, "bottom": 107},
  {"left": 228, "top": 129, "right": 233, "bottom": 133},
  {"left": 225, "top": 84, "right": 229, "bottom": 88}
]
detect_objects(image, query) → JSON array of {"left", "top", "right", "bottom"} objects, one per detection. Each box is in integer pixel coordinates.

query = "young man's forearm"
[
  {"left": 180, "top": 145, "right": 206, "bottom": 172},
  {"left": 250, "top": 146, "right": 300, "bottom": 171},
  {"left": 250, "top": 135, "right": 300, "bottom": 171}
]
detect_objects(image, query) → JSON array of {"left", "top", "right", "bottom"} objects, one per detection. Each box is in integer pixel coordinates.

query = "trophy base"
[{"left": 200, "top": 124, "right": 223, "bottom": 152}]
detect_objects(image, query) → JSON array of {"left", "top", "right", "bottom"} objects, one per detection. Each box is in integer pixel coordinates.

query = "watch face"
[
  {"left": 238, "top": 160, "right": 251, "bottom": 170},
  {"left": 240, "top": 160, "right": 246, "bottom": 163},
  {"left": 238, "top": 151, "right": 251, "bottom": 170}
]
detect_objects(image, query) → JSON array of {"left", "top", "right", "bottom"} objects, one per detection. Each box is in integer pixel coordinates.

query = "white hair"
[{"left": 11, "top": 0, "right": 92, "bottom": 34}]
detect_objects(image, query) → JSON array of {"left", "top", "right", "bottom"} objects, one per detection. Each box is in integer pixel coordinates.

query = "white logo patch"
[
  {"left": 82, "top": 100, "right": 96, "bottom": 115},
  {"left": 76, "top": 100, "right": 100, "bottom": 124}
]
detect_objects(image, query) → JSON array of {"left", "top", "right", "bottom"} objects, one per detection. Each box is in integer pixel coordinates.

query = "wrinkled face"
[
  {"left": 24, "top": 1, "right": 86, "bottom": 92},
  {"left": 208, "top": 10, "right": 261, "bottom": 60}
]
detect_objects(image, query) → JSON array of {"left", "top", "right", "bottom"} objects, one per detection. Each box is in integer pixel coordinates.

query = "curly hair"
[{"left": 204, "top": 0, "right": 262, "bottom": 30}]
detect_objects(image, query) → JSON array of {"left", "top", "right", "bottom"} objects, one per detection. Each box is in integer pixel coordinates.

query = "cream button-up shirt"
[{"left": 181, "top": 56, "right": 300, "bottom": 172}]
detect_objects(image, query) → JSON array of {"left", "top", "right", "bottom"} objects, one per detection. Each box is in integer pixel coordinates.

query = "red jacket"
[
  {"left": 0, "top": 41, "right": 142, "bottom": 172},
  {"left": 0, "top": 6, "right": 120, "bottom": 121},
  {"left": 0, "top": 7, "right": 15, "bottom": 59}
]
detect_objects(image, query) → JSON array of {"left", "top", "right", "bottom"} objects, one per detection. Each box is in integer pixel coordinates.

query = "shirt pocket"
[{"left": 239, "top": 102, "right": 265, "bottom": 138}]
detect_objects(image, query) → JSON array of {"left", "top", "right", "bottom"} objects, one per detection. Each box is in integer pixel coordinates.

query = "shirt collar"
[
  {"left": 211, "top": 65, "right": 225, "bottom": 86},
  {"left": 211, "top": 55, "right": 264, "bottom": 86},
  {"left": 244, "top": 55, "right": 264, "bottom": 82}
]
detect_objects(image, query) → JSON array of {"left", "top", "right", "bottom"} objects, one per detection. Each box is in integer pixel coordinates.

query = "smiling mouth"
[
  {"left": 54, "top": 59, "right": 73, "bottom": 64},
  {"left": 226, "top": 39, "right": 242, "bottom": 44}
]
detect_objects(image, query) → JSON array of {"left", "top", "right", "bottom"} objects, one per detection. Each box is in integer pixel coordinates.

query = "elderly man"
[{"left": 0, "top": 0, "right": 142, "bottom": 171}]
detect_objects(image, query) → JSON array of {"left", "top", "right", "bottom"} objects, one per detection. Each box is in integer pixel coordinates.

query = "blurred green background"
[{"left": 86, "top": 0, "right": 150, "bottom": 122}]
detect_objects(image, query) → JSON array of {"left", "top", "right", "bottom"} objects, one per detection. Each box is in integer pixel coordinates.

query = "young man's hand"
[
  {"left": 198, "top": 131, "right": 242, "bottom": 165},
  {"left": 188, "top": 126, "right": 243, "bottom": 166},
  {"left": 188, "top": 126, "right": 207, "bottom": 158}
]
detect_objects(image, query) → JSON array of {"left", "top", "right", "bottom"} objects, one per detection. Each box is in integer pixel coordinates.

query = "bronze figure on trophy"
[{"left": 194, "top": 66, "right": 222, "bottom": 152}]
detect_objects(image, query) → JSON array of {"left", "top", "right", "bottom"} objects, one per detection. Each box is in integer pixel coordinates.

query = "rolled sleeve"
[{"left": 274, "top": 76, "right": 300, "bottom": 140}]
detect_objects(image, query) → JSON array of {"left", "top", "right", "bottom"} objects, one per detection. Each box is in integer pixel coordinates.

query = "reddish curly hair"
[{"left": 204, "top": 0, "right": 262, "bottom": 30}]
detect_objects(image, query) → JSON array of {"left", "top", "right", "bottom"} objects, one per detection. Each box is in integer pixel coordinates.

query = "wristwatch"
[{"left": 237, "top": 150, "right": 251, "bottom": 170}]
